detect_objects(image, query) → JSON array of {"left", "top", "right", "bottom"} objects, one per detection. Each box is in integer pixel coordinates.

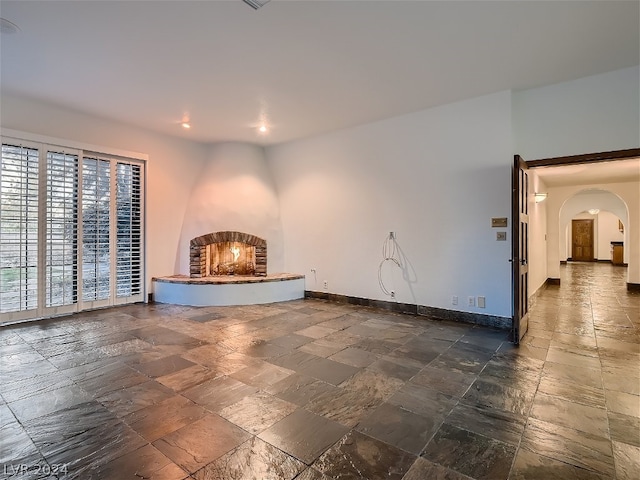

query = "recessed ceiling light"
[
  {"left": 259, "top": 125, "right": 267, "bottom": 133},
  {"left": 181, "top": 122, "right": 191, "bottom": 129},
  {"left": 0, "top": 18, "right": 20, "bottom": 35}
]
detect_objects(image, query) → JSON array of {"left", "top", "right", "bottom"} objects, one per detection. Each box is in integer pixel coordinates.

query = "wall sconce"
[
  {"left": 534, "top": 193, "right": 547, "bottom": 203},
  {"left": 588, "top": 209, "right": 600, "bottom": 215}
]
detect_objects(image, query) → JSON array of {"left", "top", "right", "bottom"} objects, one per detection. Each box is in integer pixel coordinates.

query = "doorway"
[{"left": 571, "top": 219, "right": 594, "bottom": 261}]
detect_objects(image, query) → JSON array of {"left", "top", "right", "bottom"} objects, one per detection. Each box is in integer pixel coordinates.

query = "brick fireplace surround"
[{"left": 190, "top": 231, "right": 267, "bottom": 278}]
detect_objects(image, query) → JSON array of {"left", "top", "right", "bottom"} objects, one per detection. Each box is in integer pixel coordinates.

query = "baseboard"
[
  {"left": 596, "top": 259, "right": 612, "bottom": 263},
  {"left": 560, "top": 260, "right": 567, "bottom": 265},
  {"left": 304, "top": 291, "right": 511, "bottom": 330},
  {"left": 627, "top": 283, "right": 640, "bottom": 292},
  {"left": 546, "top": 278, "right": 561, "bottom": 285}
]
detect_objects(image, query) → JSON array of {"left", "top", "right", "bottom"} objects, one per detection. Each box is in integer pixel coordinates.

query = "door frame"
[{"left": 512, "top": 147, "right": 640, "bottom": 343}]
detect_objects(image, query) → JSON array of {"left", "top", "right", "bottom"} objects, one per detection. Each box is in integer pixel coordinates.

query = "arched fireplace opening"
[{"left": 190, "top": 231, "right": 266, "bottom": 277}]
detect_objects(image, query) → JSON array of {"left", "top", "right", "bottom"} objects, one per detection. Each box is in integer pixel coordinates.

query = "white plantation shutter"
[
  {"left": 0, "top": 143, "right": 39, "bottom": 317},
  {"left": 81, "top": 157, "right": 111, "bottom": 304},
  {"left": 0, "top": 136, "right": 145, "bottom": 324},
  {"left": 45, "top": 151, "right": 79, "bottom": 309},
  {"left": 115, "top": 162, "right": 143, "bottom": 301}
]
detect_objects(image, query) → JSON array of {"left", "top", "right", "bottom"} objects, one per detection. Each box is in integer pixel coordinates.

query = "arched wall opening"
[
  {"left": 547, "top": 184, "right": 638, "bottom": 288},
  {"left": 559, "top": 189, "right": 629, "bottom": 263}
]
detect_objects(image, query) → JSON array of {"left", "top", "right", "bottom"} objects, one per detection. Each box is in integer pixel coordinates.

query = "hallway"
[{"left": 0, "top": 263, "right": 638, "bottom": 479}]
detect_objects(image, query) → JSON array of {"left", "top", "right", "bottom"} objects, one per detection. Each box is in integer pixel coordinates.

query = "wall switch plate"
[
  {"left": 496, "top": 231, "right": 507, "bottom": 241},
  {"left": 477, "top": 296, "right": 486, "bottom": 308},
  {"left": 468, "top": 296, "right": 475, "bottom": 307},
  {"left": 451, "top": 295, "right": 458, "bottom": 305}
]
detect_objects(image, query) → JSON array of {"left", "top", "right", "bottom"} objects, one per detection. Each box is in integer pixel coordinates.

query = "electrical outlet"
[
  {"left": 323, "top": 280, "right": 328, "bottom": 290},
  {"left": 390, "top": 291, "right": 395, "bottom": 299},
  {"left": 468, "top": 296, "right": 475, "bottom": 307},
  {"left": 477, "top": 296, "right": 486, "bottom": 308},
  {"left": 451, "top": 295, "right": 458, "bottom": 305}
]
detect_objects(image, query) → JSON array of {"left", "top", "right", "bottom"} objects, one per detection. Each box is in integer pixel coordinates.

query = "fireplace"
[{"left": 190, "top": 231, "right": 266, "bottom": 277}]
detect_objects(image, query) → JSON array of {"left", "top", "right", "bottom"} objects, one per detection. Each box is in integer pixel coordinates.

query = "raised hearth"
[{"left": 152, "top": 273, "right": 305, "bottom": 306}]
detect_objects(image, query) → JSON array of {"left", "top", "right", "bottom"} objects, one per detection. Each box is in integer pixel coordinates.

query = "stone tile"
[
  {"left": 356, "top": 402, "right": 438, "bottom": 454},
  {"left": 298, "top": 338, "right": 345, "bottom": 357},
  {"left": 612, "top": 440, "right": 640, "bottom": 480},
  {"left": 605, "top": 389, "right": 640, "bottom": 417},
  {"left": 295, "top": 325, "right": 336, "bottom": 339},
  {"left": 258, "top": 409, "right": 348, "bottom": 464},
  {"left": 124, "top": 395, "right": 207, "bottom": 442},
  {"left": 182, "top": 376, "right": 258, "bottom": 413},
  {"left": 388, "top": 337, "right": 453, "bottom": 365},
  {"left": 218, "top": 392, "right": 298, "bottom": 434},
  {"left": 530, "top": 392, "right": 609, "bottom": 438},
  {"left": 536, "top": 375, "right": 606, "bottom": 409},
  {"left": 462, "top": 377, "right": 534, "bottom": 416},
  {"left": 402, "top": 457, "right": 473, "bottom": 480},
  {"left": 129, "top": 325, "right": 205, "bottom": 349},
  {"left": 608, "top": 411, "right": 640, "bottom": 447},
  {"left": 520, "top": 418, "right": 614, "bottom": 477},
  {"left": 239, "top": 340, "right": 292, "bottom": 359},
  {"left": 429, "top": 342, "right": 494, "bottom": 374},
  {"left": 8, "top": 385, "right": 93, "bottom": 423},
  {"left": 132, "top": 354, "right": 196, "bottom": 378},
  {"left": 542, "top": 361, "right": 603, "bottom": 390},
  {"left": 154, "top": 414, "right": 250, "bottom": 472},
  {"left": 98, "top": 380, "right": 175, "bottom": 417},
  {"left": 25, "top": 403, "right": 147, "bottom": 478},
  {"left": 91, "top": 444, "right": 187, "bottom": 479},
  {"left": 180, "top": 343, "right": 235, "bottom": 365},
  {"left": 422, "top": 423, "right": 516, "bottom": 480},
  {"left": 446, "top": 402, "right": 526, "bottom": 446},
  {"left": 411, "top": 365, "right": 477, "bottom": 397},
  {"left": 306, "top": 386, "right": 383, "bottom": 428},
  {"left": 194, "top": 437, "right": 305, "bottom": 480},
  {"left": 156, "top": 364, "right": 220, "bottom": 392},
  {"left": 294, "top": 468, "right": 332, "bottom": 480},
  {"left": 339, "top": 369, "right": 405, "bottom": 401},
  {"left": 367, "top": 357, "right": 422, "bottom": 381},
  {"left": 328, "top": 347, "right": 379, "bottom": 367},
  {"left": 230, "top": 361, "right": 294, "bottom": 389},
  {"left": 545, "top": 347, "right": 602, "bottom": 370},
  {"left": 266, "top": 373, "right": 340, "bottom": 407},
  {"left": 269, "top": 333, "right": 314, "bottom": 349},
  {"left": 354, "top": 337, "right": 398, "bottom": 355},
  {"left": 509, "top": 447, "right": 608, "bottom": 480},
  {"left": 388, "top": 383, "right": 458, "bottom": 419},
  {"left": 273, "top": 351, "right": 359, "bottom": 385},
  {"left": 0, "top": 370, "right": 75, "bottom": 403},
  {"left": 313, "top": 430, "right": 415, "bottom": 479}
]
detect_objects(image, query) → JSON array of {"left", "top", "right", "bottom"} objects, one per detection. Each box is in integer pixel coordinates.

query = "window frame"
[{"left": 0, "top": 130, "right": 146, "bottom": 324}]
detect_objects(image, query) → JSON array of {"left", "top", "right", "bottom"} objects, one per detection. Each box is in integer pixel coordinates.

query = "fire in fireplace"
[{"left": 190, "top": 231, "right": 266, "bottom": 277}]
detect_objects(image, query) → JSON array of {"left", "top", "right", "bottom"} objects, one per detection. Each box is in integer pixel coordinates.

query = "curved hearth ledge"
[{"left": 152, "top": 273, "right": 305, "bottom": 306}]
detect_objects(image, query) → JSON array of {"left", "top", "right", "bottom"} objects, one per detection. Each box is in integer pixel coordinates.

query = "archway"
[{"left": 559, "top": 189, "right": 629, "bottom": 264}]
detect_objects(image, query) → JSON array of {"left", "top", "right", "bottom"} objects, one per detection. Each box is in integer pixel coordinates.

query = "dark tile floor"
[{"left": 1, "top": 262, "right": 638, "bottom": 479}]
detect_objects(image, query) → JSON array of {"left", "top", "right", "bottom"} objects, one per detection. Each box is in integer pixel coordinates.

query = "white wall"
[
  {"left": 528, "top": 173, "right": 548, "bottom": 295},
  {"left": 513, "top": 66, "right": 640, "bottom": 159},
  {"left": 176, "top": 143, "right": 284, "bottom": 274},
  {"left": 267, "top": 91, "right": 514, "bottom": 318},
  {"left": 596, "top": 211, "right": 625, "bottom": 261},
  {"left": 0, "top": 93, "right": 208, "bottom": 294}
]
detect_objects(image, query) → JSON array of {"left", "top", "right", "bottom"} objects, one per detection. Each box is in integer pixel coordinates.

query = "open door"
[{"left": 512, "top": 155, "right": 529, "bottom": 344}]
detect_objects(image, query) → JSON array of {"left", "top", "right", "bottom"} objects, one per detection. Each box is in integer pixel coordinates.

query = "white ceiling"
[
  {"left": 534, "top": 158, "right": 640, "bottom": 188},
  {"left": 0, "top": 1, "right": 638, "bottom": 146}
]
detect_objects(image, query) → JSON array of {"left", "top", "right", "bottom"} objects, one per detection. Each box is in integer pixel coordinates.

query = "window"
[{"left": 0, "top": 137, "right": 145, "bottom": 323}]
